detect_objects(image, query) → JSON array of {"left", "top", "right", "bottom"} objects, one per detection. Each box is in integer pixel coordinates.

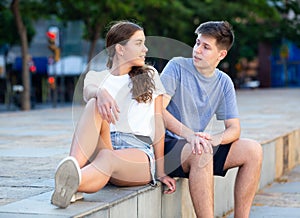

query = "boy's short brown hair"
[{"left": 195, "top": 21, "right": 234, "bottom": 51}]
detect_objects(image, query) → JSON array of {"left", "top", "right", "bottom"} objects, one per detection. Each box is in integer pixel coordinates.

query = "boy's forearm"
[
  {"left": 163, "top": 109, "right": 194, "bottom": 139},
  {"left": 211, "top": 124, "right": 240, "bottom": 146}
]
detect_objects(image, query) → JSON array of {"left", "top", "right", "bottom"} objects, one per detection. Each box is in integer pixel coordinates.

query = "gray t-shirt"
[{"left": 160, "top": 57, "right": 239, "bottom": 138}]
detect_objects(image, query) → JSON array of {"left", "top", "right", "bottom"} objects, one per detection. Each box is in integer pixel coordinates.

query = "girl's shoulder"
[
  {"left": 145, "top": 65, "right": 159, "bottom": 77},
  {"left": 87, "top": 69, "right": 109, "bottom": 75},
  {"left": 86, "top": 69, "right": 110, "bottom": 79}
]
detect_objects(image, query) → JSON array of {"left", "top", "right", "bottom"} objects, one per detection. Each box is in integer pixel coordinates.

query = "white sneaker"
[
  {"left": 70, "top": 192, "right": 84, "bottom": 203},
  {"left": 51, "top": 156, "right": 81, "bottom": 208}
]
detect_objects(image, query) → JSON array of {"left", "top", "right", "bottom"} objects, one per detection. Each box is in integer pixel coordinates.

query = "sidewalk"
[
  {"left": 0, "top": 88, "right": 300, "bottom": 217},
  {"left": 246, "top": 164, "right": 300, "bottom": 217}
]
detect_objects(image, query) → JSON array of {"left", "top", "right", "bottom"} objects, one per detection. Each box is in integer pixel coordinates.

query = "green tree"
[
  {"left": 270, "top": 0, "right": 300, "bottom": 47},
  {"left": 136, "top": 0, "right": 193, "bottom": 42},
  {"left": 185, "top": 0, "right": 280, "bottom": 55},
  {"left": 176, "top": 0, "right": 288, "bottom": 79},
  {"left": 50, "top": 0, "right": 138, "bottom": 63},
  {"left": 1, "top": 0, "right": 48, "bottom": 110},
  {"left": 50, "top": 0, "right": 192, "bottom": 63},
  {"left": 3, "top": 0, "right": 300, "bottom": 107},
  {"left": 10, "top": 0, "right": 32, "bottom": 110}
]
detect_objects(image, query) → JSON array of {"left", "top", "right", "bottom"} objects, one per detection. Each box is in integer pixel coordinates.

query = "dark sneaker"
[{"left": 51, "top": 156, "right": 81, "bottom": 208}]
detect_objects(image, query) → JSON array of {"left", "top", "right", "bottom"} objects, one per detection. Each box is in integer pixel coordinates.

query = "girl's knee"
[
  {"left": 93, "top": 149, "right": 114, "bottom": 174},
  {"left": 85, "top": 98, "right": 97, "bottom": 109},
  {"left": 98, "top": 149, "right": 114, "bottom": 159}
]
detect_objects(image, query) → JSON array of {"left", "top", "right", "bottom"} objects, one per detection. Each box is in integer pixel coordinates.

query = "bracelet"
[
  {"left": 95, "top": 86, "right": 102, "bottom": 99},
  {"left": 157, "top": 175, "right": 167, "bottom": 181}
]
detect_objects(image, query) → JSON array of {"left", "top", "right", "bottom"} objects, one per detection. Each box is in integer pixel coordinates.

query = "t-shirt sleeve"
[
  {"left": 149, "top": 66, "right": 166, "bottom": 97},
  {"left": 159, "top": 58, "right": 181, "bottom": 98},
  {"left": 83, "top": 70, "right": 108, "bottom": 102},
  {"left": 216, "top": 78, "right": 239, "bottom": 120},
  {"left": 84, "top": 70, "right": 99, "bottom": 87}
]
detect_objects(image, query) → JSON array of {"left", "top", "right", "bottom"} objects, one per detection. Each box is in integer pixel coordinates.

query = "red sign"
[{"left": 47, "top": 32, "right": 56, "bottom": 40}]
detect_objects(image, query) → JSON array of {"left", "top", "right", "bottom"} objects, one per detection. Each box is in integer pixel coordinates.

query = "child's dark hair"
[{"left": 195, "top": 21, "right": 234, "bottom": 51}]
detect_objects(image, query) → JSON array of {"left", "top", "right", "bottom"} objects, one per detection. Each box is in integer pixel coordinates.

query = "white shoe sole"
[
  {"left": 51, "top": 157, "right": 80, "bottom": 208},
  {"left": 70, "top": 192, "right": 84, "bottom": 203}
]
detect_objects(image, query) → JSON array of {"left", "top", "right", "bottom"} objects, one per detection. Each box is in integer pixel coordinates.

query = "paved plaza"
[{"left": 0, "top": 88, "right": 300, "bottom": 217}]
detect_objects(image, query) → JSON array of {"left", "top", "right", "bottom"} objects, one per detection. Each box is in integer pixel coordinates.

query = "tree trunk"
[
  {"left": 88, "top": 37, "right": 97, "bottom": 65},
  {"left": 86, "top": 22, "right": 102, "bottom": 71},
  {"left": 11, "top": 0, "right": 31, "bottom": 110}
]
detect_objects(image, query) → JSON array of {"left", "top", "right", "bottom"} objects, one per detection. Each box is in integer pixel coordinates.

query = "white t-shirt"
[{"left": 84, "top": 67, "right": 165, "bottom": 140}]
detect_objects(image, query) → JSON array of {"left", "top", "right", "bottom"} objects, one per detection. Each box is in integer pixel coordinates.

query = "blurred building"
[
  {"left": 234, "top": 41, "right": 300, "bottom": 89},
  {"left": 1, "top": 19, "right": 300, "bottom": 108},
  {"left": 258, "top": 40, "right": 300, "bottom": 88},
  {"left": 3, "top": 19, "right": 104, "bottom": 106}
]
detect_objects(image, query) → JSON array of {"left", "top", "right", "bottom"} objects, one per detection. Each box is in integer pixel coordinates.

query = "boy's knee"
[
  {"left": 247, "top": 140, "right": 263, "bottom": 164},
  {"left": 188, "top": 152, "right": 213, "bottom": 170}
]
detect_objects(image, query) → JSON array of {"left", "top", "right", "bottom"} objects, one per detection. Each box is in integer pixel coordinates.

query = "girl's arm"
[
  {"left": 153, "top": 95, "right": 176, "bottom": 194},
  {"left": 83, "top": 71, "right": 119, "bottom": 123}
]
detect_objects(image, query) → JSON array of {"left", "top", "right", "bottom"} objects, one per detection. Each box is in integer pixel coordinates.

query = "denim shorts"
[{"left": 110, "top": 131, "right": 156, "bottom": 185}]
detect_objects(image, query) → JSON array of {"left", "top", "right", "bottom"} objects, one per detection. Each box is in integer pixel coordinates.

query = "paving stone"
[{"left": 0, "top": 89, "right": 300, "bottom": 217}]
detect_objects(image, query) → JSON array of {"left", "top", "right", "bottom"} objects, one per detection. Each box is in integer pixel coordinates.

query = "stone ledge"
[
  {"left": 0, "top": 184, "right": 161, "bottom": 218},
  {"left": 0, "top": 129, "right": 299, "bottom": 218}
]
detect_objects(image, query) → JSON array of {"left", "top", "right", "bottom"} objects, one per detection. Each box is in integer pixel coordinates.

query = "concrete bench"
[{"left": 0, "top": 129, "right": 299, "bottom": 218}]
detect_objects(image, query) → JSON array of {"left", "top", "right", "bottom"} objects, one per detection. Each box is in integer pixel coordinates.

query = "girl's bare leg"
[
  {"left": 69, "top": 98, "right": 112, "bottom": 168},
  {"left": 68, "top": 98, "right": 151, "bottom": 193},
  {"left": 52, "top": 99, "right": 114, "bottom": 207},
  {"left": 78, "top": 148, "right": 152, "bottom": 193}
]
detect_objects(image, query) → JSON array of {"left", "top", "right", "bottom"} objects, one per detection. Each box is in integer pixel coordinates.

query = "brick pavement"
[{"left": 0, "top": 88, "right": 300, "bottom": 217}]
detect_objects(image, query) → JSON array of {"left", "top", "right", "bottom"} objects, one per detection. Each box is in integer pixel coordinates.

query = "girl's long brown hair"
[{"left": 106, "top": 21, "right": 155, "bottom": 103}]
